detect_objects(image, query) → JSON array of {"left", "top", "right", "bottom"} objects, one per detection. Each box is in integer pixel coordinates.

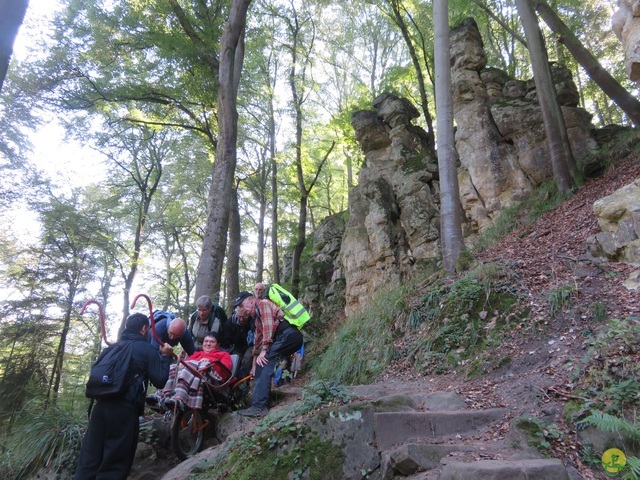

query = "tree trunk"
[
  {"left": 290, "top": 28, "right": 305, "bottom": 296},
  {"left": 254, "top": 155, "right": 268, "bottom": 284},
  {"left": 118, "top": 173, "right": 160, "bottom": 333},
  {"left": 269, "top": 89, "right": 280, "bottom": 284},
  {"left": 173, "top": 229, "right": 191, "bottom": 317},
  {"left": 48, "top": 271, "right": 80, "bottom": 404},
  {"left": 195, "top": 0, "right": 251, "bottom": 302},
  {"left": 388, "top": 0, "right": 436, "bottom": 152},
  {"left": 433, "top": 0, "right": 464, "bottom": 274},
  {"left": 225, "top": 185, "right": 241, "bottom": 309},
  {"left": 0, "top": 0, "right": 29, "bottom": 92},
  {"left": 515, "top": 0, "right": 576, "bottom": 194},
  {"left": 534, "top": 0, "right": 640, "bottom": 126}
]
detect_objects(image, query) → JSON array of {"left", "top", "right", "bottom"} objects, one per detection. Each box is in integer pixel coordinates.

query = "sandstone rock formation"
[
  {"left": 452, "top": 18, "right": 598, "bottom": 232},
  {"left": 613, "top": 0, "right": 640, "bottom": 82},
  {"left": 586, "top": 179, "right": 640, "bottom": 288},
  {"left": 343, "top": 93, "right": 441, "bottom": 314},
  {"left": 325, "top": 18, "right": 599, "bottom": 315},
  {"left": 299, "top": 212, "right": 347, "bottom": 325}
]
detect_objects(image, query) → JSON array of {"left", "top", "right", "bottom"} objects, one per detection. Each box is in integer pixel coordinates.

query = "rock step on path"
[{"left": 373, "top": 391, "right": 571, "bottom": 480}]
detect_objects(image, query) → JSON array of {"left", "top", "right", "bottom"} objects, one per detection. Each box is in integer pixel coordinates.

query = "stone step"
[
  {"left": 371, "top": 391, "right": 468, "bottom": 412},
  {"left": 380, "top": 443, "right": 504, "bottom": 477},
  {"left": 374, "top": 408, "right": 508, "bottom": 451},
  {"left": 438, "top": 459, "right": 570, "bottom": 480}
]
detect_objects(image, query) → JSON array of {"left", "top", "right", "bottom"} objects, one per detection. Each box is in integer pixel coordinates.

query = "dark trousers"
[
  {"left": 252, "top": 325, "right": 303, "bottom": 410},
  {"left": 73, "top": 398, "right": 139, "bottom": 480}
]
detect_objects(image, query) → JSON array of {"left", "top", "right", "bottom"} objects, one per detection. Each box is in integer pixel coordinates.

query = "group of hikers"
[{"left": 73, "top": 282, "right": 307, "bottom": 479}]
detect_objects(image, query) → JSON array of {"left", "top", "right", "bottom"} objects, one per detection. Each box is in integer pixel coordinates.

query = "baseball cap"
[{"left": 233, "top": 291, "right": 253, "bottom": 308}]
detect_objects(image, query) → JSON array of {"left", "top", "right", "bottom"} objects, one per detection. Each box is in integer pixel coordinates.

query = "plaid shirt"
[{"left": 252, "top": 298, "right": 284, "bottom": 356}]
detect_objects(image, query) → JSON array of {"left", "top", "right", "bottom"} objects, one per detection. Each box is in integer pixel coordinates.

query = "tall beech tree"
[
  {"left": 94, "top": 127, "right": 166, "bottom": 331},
  {"left": 379, "top": 0, "right": 436, "bottom": 152},
  {"left": 533, "top": 0, "right": 640, "bottom": 126},
  {"left": 195, "top": 0, "right": 252, "bottom": 302},
  {"left": 434, "top": 0, "right": 464, "bottom": 274},
  {"left": 515, "top": 0, "right": 576, "bottom": 193}
]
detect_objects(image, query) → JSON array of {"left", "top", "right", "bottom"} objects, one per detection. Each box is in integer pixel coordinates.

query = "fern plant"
[{"left": 581, "top": 411, "right": 640, "bottom": 479}]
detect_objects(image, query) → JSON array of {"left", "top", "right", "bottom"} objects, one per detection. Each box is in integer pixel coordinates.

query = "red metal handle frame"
[
  {"left": 130, "top": 293, "right": 163, "bottom": 346},
  {"left": 81, "top": 299, "right": 112, "bottom": 346}
]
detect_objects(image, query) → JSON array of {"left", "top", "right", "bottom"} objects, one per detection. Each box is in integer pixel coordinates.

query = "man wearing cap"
[{"left": 234, "top": 291, "right": 303, "bottom": 417}]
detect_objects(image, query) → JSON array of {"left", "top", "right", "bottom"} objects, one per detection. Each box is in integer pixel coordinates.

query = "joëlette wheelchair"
[{"left": 147, "top": 353, "right": 251, "bottom": 460}]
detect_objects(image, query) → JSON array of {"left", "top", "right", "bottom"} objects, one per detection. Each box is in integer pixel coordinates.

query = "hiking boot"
[{"left": 238, "top": 406, "right": 268, "bottom": 417}]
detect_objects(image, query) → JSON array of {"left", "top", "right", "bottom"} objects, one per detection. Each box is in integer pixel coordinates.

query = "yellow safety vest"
[{"left": 268, "top": 284, "right": 311, "bottom": 329}]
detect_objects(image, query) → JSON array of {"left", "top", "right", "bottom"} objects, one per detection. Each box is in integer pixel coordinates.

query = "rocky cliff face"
[
  {"left": 336, "top": 93, "right": 442, "bottom": 315},
  {"left": 613, "top": 0, "right": 640, "bottom": 82},
  {"left": 304, "top": 17, "right": 601, "bottom": 317},
  {"left": 452, "top": 18, "right": 598, "bottom": 233},
  {"left": 299, "top": 212, "right": 347, "bottom": 326}
]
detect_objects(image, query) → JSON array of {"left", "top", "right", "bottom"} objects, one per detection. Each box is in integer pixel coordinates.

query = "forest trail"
[{"left": 135, "top": 154, "right": 640, "bottom": 480}]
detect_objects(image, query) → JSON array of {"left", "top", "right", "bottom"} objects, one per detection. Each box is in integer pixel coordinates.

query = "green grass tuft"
[{"left": 0, "top": 399, "right": 85, "bottom": 479}]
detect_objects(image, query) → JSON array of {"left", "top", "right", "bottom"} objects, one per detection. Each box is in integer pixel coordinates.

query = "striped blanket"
[{"left": 162, "top": 361, "right": 223, "bottom": 410}]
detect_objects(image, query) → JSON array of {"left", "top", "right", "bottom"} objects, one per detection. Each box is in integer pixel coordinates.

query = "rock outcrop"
[
  {"left": 331, "top": 18, "right": 599, "bottom": 315},
  {"left": 299, "top": 212, "right": 347, "bottom": 325},
  {"left": 452, "top": 18, "right": 598, "bottom": 232},
  {"left": 587, "top": 179, "right": 640, "bottom": 288},
  {"left": 344, "top": 93, "right": 441, "bottom": 314},
  {"left": 613, "top": 0, "right": 640, "bottom": 82}
]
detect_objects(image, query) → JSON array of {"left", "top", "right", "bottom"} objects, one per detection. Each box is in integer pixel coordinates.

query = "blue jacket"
[{"left": 149, "top": 317, "right": 196, "bottom": 356}]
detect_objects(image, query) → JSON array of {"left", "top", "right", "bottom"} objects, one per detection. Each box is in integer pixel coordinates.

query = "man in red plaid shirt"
[{"left": 233, "top": 291, "right": 303, "bottom": 416}]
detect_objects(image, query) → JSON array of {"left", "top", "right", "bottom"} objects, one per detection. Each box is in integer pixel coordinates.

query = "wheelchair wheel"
[{"left": 171, "top": 408, "right": 206, "bottom": 460}]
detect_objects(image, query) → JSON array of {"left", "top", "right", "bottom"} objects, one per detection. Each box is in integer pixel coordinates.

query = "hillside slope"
[
  {"left": 157, "top": 149, "right": 640, "bottom": 480},
  {"left": 374, "top": 152, "right": 640, "bottom": 479}
]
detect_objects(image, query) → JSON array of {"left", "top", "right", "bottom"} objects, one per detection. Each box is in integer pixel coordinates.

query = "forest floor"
[{"left": 150, "top": 152, "right": 640, "bottom": 480}]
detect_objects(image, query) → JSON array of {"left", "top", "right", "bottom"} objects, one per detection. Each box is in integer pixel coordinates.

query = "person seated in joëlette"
[{"left": 147, "top": 332, "right": 232, "bottom": 411}]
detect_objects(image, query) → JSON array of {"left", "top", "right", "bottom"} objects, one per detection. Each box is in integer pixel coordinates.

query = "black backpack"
[{"left": 85, "top": 341, "right": 134, "bottom": 399}]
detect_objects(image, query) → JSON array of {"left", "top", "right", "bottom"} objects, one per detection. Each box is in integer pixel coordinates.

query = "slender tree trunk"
[
  {"left": 49, "top": 274, "right": 80, "bottom": 404},
  {"left": 119, "top": 194, "right": 154, "bottom": 333},
  {"left": 0, "top": 0, "right": 29, "bottom": 92},
  {"left": 253, "top": 150, "right": 269, "bottom": 284},
  {"left": 291, "top": 194, "right": 307, "bottom": 297},
  {"left": 195, "top": 0, "right": 251, "bottom": 301},
  {"left": 534, "top": 0, "right": 640, "bottom": 126},
  {"left": 269, "top": 90, "right": 280, "bottom": 284},
  {"left": 225, "top": 185, "right": 241, "bottom": 309},
  {"left": 515, "top": 0, "right": 576, "bottom": 194},
  {"left": 344, "top": 147, "right": 353, "bottom": 188},
  {"left": 434, "top": 0, "right": 464, "bottom": 274},
  {"left": 290, "top": 26, "right": 305, "bottom": 296},
  {"left": 388, "top": 0, "right": 436, "bottom": 151},
  {"left": 162, "top": 233, "right": 174, "bottom": 309}
]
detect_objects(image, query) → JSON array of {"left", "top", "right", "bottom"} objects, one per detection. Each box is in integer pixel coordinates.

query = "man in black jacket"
[{"left": 74, "top": 313, "right": 173, "bottom": 479}]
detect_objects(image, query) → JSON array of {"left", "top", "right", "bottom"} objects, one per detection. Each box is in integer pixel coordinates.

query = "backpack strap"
[{"left": 87, "top": 398, "right": 95, "bottom": 419}]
